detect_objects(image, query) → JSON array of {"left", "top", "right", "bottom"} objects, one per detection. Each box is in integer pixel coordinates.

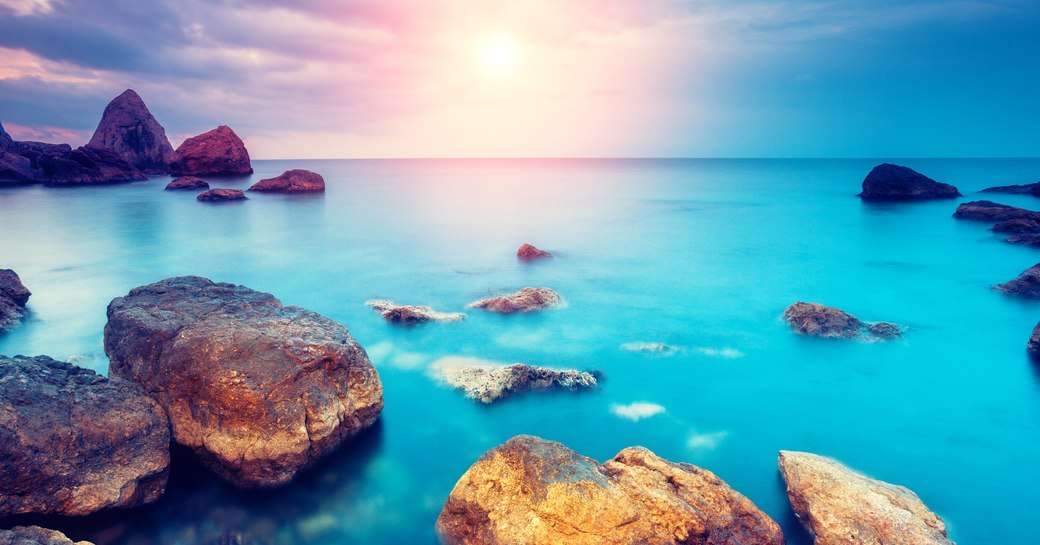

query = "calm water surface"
[{"left": 2, "top": 158, "right": 1039, "bottom": 544}]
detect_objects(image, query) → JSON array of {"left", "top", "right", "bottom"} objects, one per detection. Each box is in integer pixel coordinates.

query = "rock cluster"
[
  {"left": 981, "top": 181, "right": 1040, "bottom": 197},
  {"left": 87, "top": 89, "right": 174, "bottom": 173},
  {"left": 953, "top": 200, "right": 1040, "bottom": 223},
  {"left": 994, "top": 263, "right": 1040, "bottom": 298},
  {"left": 0, "top": 140, "right": 145, "bottom": 186},
  {"left": 366, "top": 299, "right": 465, "bottom": 324},
  {"left": 249, "top": 169, "right": 325, "bottom": 193},
  {"left": 169, "top": 125, "right": 252, "bottom": 176},
  {"left": 858, "top": 164, "right": 960, "bottom": 201},
  {"left": 0, "top": 268, "right": 31, "bottom": 332},
  {"left": 468, "top": 287, "right": 561, "bottom": 313},
  {"left": 197, "top": 188, "right": 246, "bottom": 202},
  {"left": 783, "top": 302, "right": 901, "bottom": 340},
  {"left": 165, "top": 176, "right": 210, "bottom": 190},
  {"left": 430, "top": 361, "right": 596, "bottom": 403},
  {"left": 104, "top": 276, "right": 383, "bottom": 488},
  {"left": 0, "top": 526, "right": 94, "bottom": 545},
  {"left": 0, "top": 355, "right": 170, "bottom": 517},
  {"left": 517, "top": 243, "right": 552, "bottom": 260}
]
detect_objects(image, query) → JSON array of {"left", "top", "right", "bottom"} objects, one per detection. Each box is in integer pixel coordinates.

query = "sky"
[{"left": 0, "top": 0, "right": 1037, "bottom": 159}]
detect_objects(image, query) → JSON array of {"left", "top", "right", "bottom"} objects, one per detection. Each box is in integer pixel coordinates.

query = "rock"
[
  {"left": 0, "top": 355, "right": 170, "bottom": 517},
  {"left": 24, "top": 144, "right": 146, "bottom": 185},
  {"left": 0, "top": 150, "right": 34, "bottom": 184},
  {"left": 991, "top": 219, "right": 1040, "bottom": 234},
  {"left": 365, "top": 299, "right": 465, "bottom": 323},
  {"left": 981, "top": 181, "right": 1040, "bottom": 197},
  {"left": 248, "top": 169, "right": 325, "bottom": 193},
  {"left": 994, "top": 264, "right": 1040, "bottom": 298},
  {"left": 952, "top": 200, "right": 1040, "bottom": 223},
  {"left": 0, "top": 526, "right": 94, "bottom": 545},
  {"left": 517, "top": 243, "right": 552, "bottom": 260},
  {"left": 467, "top": 287, "right": 561, "bottom": 313},
  {"left": 1004, "top": 233, "right": 1040, "bottom": 248},
  {"left": 437, "top": 435, "right": 785, "bottom": 545},
  {"left": 430, "top": 360, "right": 597, "bottom": 403},
  {"left": 87, "top": 89, "right": 174, "bottom": 173},
  {"left": 783, "top": 302, "right": 900, "bottom": 340},
  {"left": 169, "top": 125, "right": 252, "bottom": 176},
  {"left": 0, "top": 120, "right": 12, "bottom": 151},
  {"left": 0, "top": 268, "right": 31, "bottom": 332},
  {"left": 1029, "top": 322, "right": 1040, "bottom": 353},
  {"left": 197, "top": 188, "right": 247, "bottom": 202},
  {"left": 103, "top": 276, "right": 384, "bottom": 488},
  {"left": 165, "top": 176, "right": 210, "bottom": 190},
  {"left": 778, "top": 451, "right": 954, "bottom": 545},
  {"left": 857, "top": 164, "right": 960, "bottom": 201},
  {"left": 620, "top": 342, "right": 682, "bottom": 354}
]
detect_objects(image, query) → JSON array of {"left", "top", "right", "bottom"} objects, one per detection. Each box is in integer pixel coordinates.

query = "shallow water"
[{"left": 1, "top": 158, "right": 1039, "bottom": 544}]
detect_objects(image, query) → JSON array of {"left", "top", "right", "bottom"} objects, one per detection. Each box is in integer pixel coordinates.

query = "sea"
[{"left": 1, "top": 158, "right": 1039, "bottom": 544}]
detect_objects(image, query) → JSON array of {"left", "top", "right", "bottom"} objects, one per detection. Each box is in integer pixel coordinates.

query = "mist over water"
[{"left": 2, "top": 158, "right": 1039, "bottom": 544}]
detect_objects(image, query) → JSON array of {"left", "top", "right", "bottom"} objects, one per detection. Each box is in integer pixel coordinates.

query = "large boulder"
[
  {"left": 952, "top": 200, "right": 1040, "bottom": 223},
  {"left": 994, "top": 264, "right": 1040, "bottom": 298},
  {"left": 169, "top": 125, "right": 252, "bottom": 176},
  {"left": 0, "top": 527, "right": 94, "bottom": 545},
  {"left": 783, "top": 302, "right": 900, "bottom": 340},
  {"left": 857, "top": 164, "right": 960, "bottom": 201},
  {"left": 0, "top": 268, "right": 31, "bottom": 332},
  {"left": 468, "top": 287, "right": 561, "bottom": 313},
  {"left": 430, "top": 360, "right": 596, "bottom": 403},
  {"left": 197, "top": 188, "right": 246, "bottom": 202},
  {"left": 0, "top": 355, "right": 170, "bottom": 517},
  {"left": 248, "top": 169, "right": 325, "bottom": 193},
  {"left": 981, "top": 181, "right": 1040, "bottom": 197},
  {"left": 779, "top": 451, "right": 954, "bottom": 545},
  {"left": 103, "top": 276, "right": 384, "bottom": 488},
  {"left": 87, "top": 89, "right": 174, "bottom": 173},
  {"left": 437, "top": 435, "right": 785, "bottom": 545}
]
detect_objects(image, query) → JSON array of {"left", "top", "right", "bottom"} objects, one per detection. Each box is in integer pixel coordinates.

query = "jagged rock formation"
[{"left": 87, "top": 89, "right": 174, "bottom": 173}]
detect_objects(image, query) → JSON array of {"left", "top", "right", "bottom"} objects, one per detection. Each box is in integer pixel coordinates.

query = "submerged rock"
[
  {"left": 169, "top": 125, "right": 252, "bottom": 176},
  {"left": 953, "top": 200, "right": 1040, "bottom": 223},
  {"left": 365, "top": 299, "right": 465, "bottom": 324},
  {"left": 1029, "top": 322, "right": 1040, "bottom": 353},
  {"left": 620, "top": 341, "right": 682, "bottom": 354},
  {"left": 779, "top": 451, "right": 954, "bottom": 545},
  {"left": 197, "top": 188, "right": 246, "bottom": 202},
  {"left": 1005, "top": 233, "right": 1040, "bottom": 247},
  {"left": 467, "top": 287, "right": 560, "bottom": 313},
  {"left": 0, "top": 268, "right": 31, "bottom": 332},
  {"left": 430, "top": 360, "right": 596, "bottom": 403},
  {"left": 994, "top": 264, "right": 1040, "bottom": 298},
  {"left": 437, "top": 435, "right": 785, "bottom": 545},
  {"left": 165, "top": 176, "right": 209, "bottom": 190},
  {"left": 0, "top": 355, "right": 170, "bottom": 517},
  {"left": 0, "top": 526, "right": 94, "bottom": 545},
  {"left": 991, "top": 219, "right": 1040, "bottom": 234},
  {"left": 517, "top": 243, "right": 552, "bottom": 260},
  {"left": 783, "top": 302, "right": 900, "bottom": 340},
  {"left": 104, "top": 276, "right": 384, "bottom": 488},
  {"left": 87, "top": 89, "right": 174, "bottom": 173},
  {"left": 249, "top": 169, "right": 325, "bottom": 193},
  {"left": 981, "top": 181, "right": 1040, "bottom": 197},
  {"left": 858, "top": 164, "right": 960, "bottom": 201}
]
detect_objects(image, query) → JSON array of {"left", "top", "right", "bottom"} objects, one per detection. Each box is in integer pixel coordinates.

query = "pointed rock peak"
[
  {"left": 113, "top": 88, "right": 144, "bottom": 105},
  {"left": 88, "top": 89, "right": 173, "bottom": 174}
]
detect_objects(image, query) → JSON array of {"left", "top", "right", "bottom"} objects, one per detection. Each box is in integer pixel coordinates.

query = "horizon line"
[{"left": 250, "top": 155, "right": 1040, "bottom": 161}]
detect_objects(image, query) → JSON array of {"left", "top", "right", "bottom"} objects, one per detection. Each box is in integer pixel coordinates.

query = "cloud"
[
  {"left": 610, "top": 402, "right": 665, "bottom": 422},
  {"left": 686, "top": 430, "right": 728, "bottom": 451}
]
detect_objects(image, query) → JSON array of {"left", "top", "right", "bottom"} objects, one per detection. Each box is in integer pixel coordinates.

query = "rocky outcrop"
[
  {"left": 365, "top": 299, "right": 465, "bottom": 323},
  {"left": 104, "top": 276, "right": 383, "bottom": 488},
  {"left": 430, "top": 360, "right": 596, "bottom": 403},
  {"left": 169, "top": 125, "right": 252, "bottom": 176},
  {"left": 783, "top": 302, "right": 900, "bottom": 340},
  {"left": 248, "top": 169, "right": 325, "bottom": 193},
  {"left": 517, "top": 243, "right": 552, "bottom": 260},
  {"left": 197, "top": 188, "right": 246, "bottom": 202},
  {"left": 0, "top": 268, "right": 31, "bottom": 332},
  {"left": 0, "top": 121, "right": 145, "bottom": 185},
  {"left": 0, "top": 527, "right": 94, "bottom": 545},
  {"left": 991, "top": 219, "right": 1040, "bottom": 233},
  {"left": 468, "top": 287, "right": 561, "bottom": 313},
  {"left": 165, "top": 176, "right": 209, "bottom": 190},
  {"left": 994, "top": 264, "right": 1040, "bottom": 298},
  {"left": 982, "top": 181, "right": 1040, "bottom": 197},
  {"left": 953, "top": 200, "right": 1040, "bottom": 223},
  {"left": 0, "top": 355, "right": 170, "bottom": 517},
  {"left": 437, "top": 435, "right": 785, "bottom": 545},
  {"left": 1005, "top": 233, "right": 1040, "bottom": 247},
  {"left": 87, "top": 89, "right": 174, "bottom": 173},
  {"left": 779, "top": 451, "right": 954, "bottom": 545},
  {"left": 857, "top": 164, "right": 960, "bottom": 201},
  {"left": 1029, "top": 322, "right": 1040, "bottom": 353},
  {"left": 0, "top": 150, "right": 34, "bottom": 184}
]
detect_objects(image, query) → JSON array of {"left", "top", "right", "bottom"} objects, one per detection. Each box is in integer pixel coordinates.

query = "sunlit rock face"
[
  {"left": 104, "top": 276, "right": 383, "bottom": 489},
  {"left": 88, "top": 89, "right": 175, "bottom": 174},
  {"left": 168, "top": 125, "right": 252, "bottom": 176}
]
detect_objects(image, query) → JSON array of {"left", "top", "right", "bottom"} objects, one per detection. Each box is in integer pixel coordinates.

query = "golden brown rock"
[
  {"left": 467, "top": 287, "right": 560, "bottom": 313},
  {"left": 0, "top": 526, "right": 94, "bottom": 545},
  {"left": 429, "top": 359, "right": 596, "bottom": 403}
]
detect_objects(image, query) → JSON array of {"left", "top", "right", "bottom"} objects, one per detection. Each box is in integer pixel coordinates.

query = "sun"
[{"left": 480, "top": 33, "right": 522, "bottom": 76}]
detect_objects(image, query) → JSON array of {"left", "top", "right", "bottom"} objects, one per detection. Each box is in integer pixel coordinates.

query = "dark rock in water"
[
  {"left": 982, "top": 181, "right": 1040, "bottom": 197},
  {"left": 0, "top": 268, "right": 31, "bottom": 332},
  {"left": 248, "top": 169, "right": 324, "bottom": 193},
  {"left": 1029, "top": 323, "right": 1040, "bottom": 353},
  {"left": 437, "top": 435, "right": 785, "bottom": 545},
  {"left": 858, "top": 163, "right": 960, "bottom": 201},
  {"left": 0, "top": 150, "right": 34, "bottom": 184},
  {"left": 779, "top": 451, "right": 954, "bottom": 545},
  {"left": 0, "top": 355, "right": 170, "bottom": 517},
  {"left": 994, "top": 264, "right": 1040, "bottom": 298},
  {"left": 783, "top": 302, "right": 900, "bottom": 340},
  {"left": 366, "top": 299, "right": 465, "bottom": 323},
  {"left": 1005, "top": 233, "right": 1040, "bottom": 247},
  {"left": 467, "top": 287, "right": 561, "bottom": 313},
  {"left": 104, "top": 276, "right": 384, "bottom": 488},
  {"left": 165, "top": 176, "right": 210, "bottom": 190},
  {"left": 517, "top": 243, "right": 552, "bottom": 260},
  {"left": 87, "top": 89, "right": 174, "bottom": 173},
  {"left": 0, "top": 526, "right": 94, "bottom": 545},
  {"left": 430, "top": 360, "right": 596, "bottom": 403},
  {"left": 20, "top": 144, "right": 146, "bottom": 185},
  {"left": 991, "top": 219, "right": 1040, "bottom": 234},
  {"left": 169, "top": 125, "right": 252, "bottom": 176},
  {"left": 953, "top": 200, "right": 1040, "bottom": 223},
  {"left": 197, "top": 188, "right": 246, "bottom": 202}
]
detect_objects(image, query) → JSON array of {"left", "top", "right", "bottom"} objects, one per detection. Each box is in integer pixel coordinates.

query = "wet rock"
[
  {"left": 365, "top": 299, "right": 465, "bottom": 324},
  {"left": 517, "top": 243, "right": 552, "bottom": 260},
  {"left": 165, "top": 176, "right": 209, "bottom": 191},
  {"left": 0, "top": 355, "right": 170, "bottom": 517},
  {"left": 169, "top": 126, "right": 252, "bottom": 176},
  {"left": 994, "top": 264, "right": 1040, "bottom": 298},
  {"left": 867, "top": 322, "right": 902, "bottom": 339},
  {"left": 25, "top": 144, "right": 146, "bottom": 185},
  {"left": 87, "top": 89, "right": 174, "bottom": 173},
  {"left": 620, "top": 342, "right": 682, "bottom": 354},
  {"left": 467, "top": 287, "right": 560, "bottom": 313},
  {"left": 1029, "top": 322, "right": 1040, "bottom": 353},
  {"left": 779, "top": 451, "right": 954, "bottom": 545},
  {"left": 248, "top": 169, "right": 325, "bottom": 193},
  {"left": 981, "top": 181, "right": 1040, "bottom": 197},
  {"left": 952, "top": 200, "right": 1040, "bottom": 223},
  {"left": 0, "top": 526, "right": 94, "bottom": 545},
  {"left": 0, "top": 150, "right": 34, "bottom": 184},
  {"left": 783, "top": 302, "right": 900, "bottom": 340},
  {"left": 104, "top": 276, "right": 384, "bottom": 488},
  {"left": 858, "top": 164, "right": 960, "bottom": 201},
  {"left": 991, "top": 219, "right": 1040, "bottom": 234},
  {"left": 1005, "top": 233, "right": 1040, "bottom": 247},
  {"left": 437, "top": 435, "right": 785, "bottom": 545},
  {"left": 197, "top": 188, "right": 246, "bottom": 202},
  {"left": 0, "top": 268, "right": 31, "bottom": 332},
  {"left": 430, "top": 360, "right": 596, "bottom": 403}
]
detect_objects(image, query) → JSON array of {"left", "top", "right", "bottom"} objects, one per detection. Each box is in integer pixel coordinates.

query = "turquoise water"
[{"left": 2, "top": 158, "right": 1039, "bottom": 544}]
